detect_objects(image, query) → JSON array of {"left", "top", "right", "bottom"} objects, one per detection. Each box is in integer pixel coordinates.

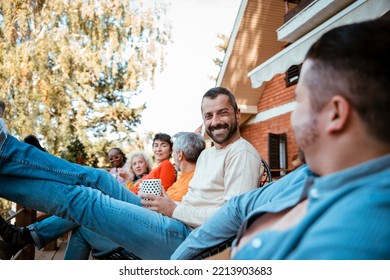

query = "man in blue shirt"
[
  {"left": 0, "top": 87, "right": 262, "bottom": 260},
  {"left": 1, "top": 18, "right": 390, "bottom": 260},
  {"left": 172, "top": 18, "right": 390, "bottom": 260}
]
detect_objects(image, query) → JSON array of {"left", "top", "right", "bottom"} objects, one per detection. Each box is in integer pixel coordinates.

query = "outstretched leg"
[
  {"left": 0, "top": 175, "right": 190, "bottom": 259},
  {"left": 0, "top": 128, "right": 136, "bottom": 204}
]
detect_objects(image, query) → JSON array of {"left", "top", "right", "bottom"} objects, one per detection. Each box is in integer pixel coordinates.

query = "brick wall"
[
  {"left": 240, "top": 74, "right": 299, "bottom": 170},
  {"left": 241, "top": 112, "right": 298, "bottom": 170},
  {"left": 258, "top": 74, "right": 296, "bottom": 112}
]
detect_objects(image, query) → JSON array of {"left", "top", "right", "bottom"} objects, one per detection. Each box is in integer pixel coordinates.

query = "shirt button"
[
  {"left": 251, "top": 238, "right": 262, "bottom": 248},
  {"left": 310, "top": 188, "right": 320, "bottom": 199}
]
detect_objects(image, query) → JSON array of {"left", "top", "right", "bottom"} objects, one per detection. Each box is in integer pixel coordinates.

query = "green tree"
[
  {"left": 209, "top": 33, "right": 229, "bottom": 81},
  {"left": 0, "top": 198, "right": 12, "bottom": 218},
  {"left": 0, "top": 0, "right": 171, "bottom": 161},
  {"left": 62, "top": 137, "right": 89, "bottom": 165}
]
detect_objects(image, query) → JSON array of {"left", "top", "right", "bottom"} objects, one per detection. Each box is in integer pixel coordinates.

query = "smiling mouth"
[
  {"left": 211, "top": 125, "right": 229, "bottom": 135},
  {"left": 212, "top": 128, "right": 226, "bottom": 133}
]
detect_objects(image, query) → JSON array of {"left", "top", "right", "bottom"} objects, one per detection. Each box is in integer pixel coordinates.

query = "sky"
[{"left": 134, "top": 0, "right": 242, "bottom": 137}]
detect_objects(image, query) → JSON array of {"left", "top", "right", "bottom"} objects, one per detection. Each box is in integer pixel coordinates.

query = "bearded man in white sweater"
[{"left": 0, "top": 87, "right": 262, "bottom": 259}]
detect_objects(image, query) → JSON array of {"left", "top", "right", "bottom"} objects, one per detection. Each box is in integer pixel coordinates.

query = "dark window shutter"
[
  {"left": 285, "top": 64, "right": 301, "bottom": 87},
  {"left": 268, "top": 133, "right": 280, "bottom": 169},
  {"left": 268, "top": 133, "right": 287, "bottom": 169}
]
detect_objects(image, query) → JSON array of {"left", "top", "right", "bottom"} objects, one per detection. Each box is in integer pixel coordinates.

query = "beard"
[
  {"left": 206, "top": 118, "right": 238, "bottom": 145},
  {"left": 292, "top": 115, "right": 319, "bottom": 152},
  {"left": 297, "top": 148, "right": 306, "bottom": 164}
]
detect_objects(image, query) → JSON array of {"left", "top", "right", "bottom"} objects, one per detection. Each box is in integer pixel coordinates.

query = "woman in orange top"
[{"left": 127, "top": 133, "right": 176, "bottom": 195}]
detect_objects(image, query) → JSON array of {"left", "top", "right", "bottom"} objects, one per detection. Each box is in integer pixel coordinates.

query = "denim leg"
[
  {"left": 0, "top": 135, "right": 144, "bottom": 251},
  {"left": 0, "top": 135, "right": 138, "bottom": 204},
  {"left": 0, "top": 175, "right": 191, "bottom": 259},
  {"left": 64, "top": 227, "right": 93, "bottom": 260},
  {"left": 27, "top": 216, "right": 78, "bottom": 250},
  {"left": 65, "top": 226, "right": 120, "bottom": 260}
]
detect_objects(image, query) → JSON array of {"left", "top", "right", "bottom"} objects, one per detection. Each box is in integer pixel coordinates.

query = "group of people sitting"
[
  {"left": 0, "top": 18, "right": 389, "bottom": 260},
  {"left": 107, "top": 132, "right": 202, "bottom": 205}
]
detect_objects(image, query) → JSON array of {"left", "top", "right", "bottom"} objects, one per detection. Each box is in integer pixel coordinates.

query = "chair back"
[{"left": 259, "top": 158, "right": 272, "bottom": 187}]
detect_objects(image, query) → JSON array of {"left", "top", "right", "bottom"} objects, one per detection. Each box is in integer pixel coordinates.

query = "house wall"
[
  {"left": 218, "top": 0, "right": 286, "bottom": 111},
  {"left": 240, "top": 74, "right": 299, "bottom": 171}
]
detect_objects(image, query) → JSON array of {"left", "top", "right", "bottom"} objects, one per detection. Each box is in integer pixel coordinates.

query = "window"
[
  {"left": 285, "top": 64, "right": 301, "bottom": 87},
  {"left": 268, "top": 133, "right": 287, "bottom": 175}
]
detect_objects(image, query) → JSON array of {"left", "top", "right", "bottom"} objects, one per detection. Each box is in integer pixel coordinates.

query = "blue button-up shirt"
[{"left": 172, "top": 155, "right": 390, "bottom": 260}]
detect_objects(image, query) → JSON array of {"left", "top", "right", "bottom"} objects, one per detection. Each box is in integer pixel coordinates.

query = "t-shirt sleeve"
[{"left": 223, "top": 150, "right": 263, "bottom": 200}]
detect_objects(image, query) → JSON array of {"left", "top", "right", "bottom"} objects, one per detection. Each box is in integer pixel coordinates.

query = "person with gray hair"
[
  {"left": 172, "top": 17, "right": 390, "bottom": 260},
  {"left": 172, "top": 131, "right": 205, "bottom": 163},
  {"left": 159, "top": 131, "right": 205, "bottom": 203},
  {"left": 0, "top": 131, "right": 207, "bottom": 259},
  {"left": 60, "top": 131, "right": 206, "bottom": 259},
  {"left": 119, "top": 151, "right": 154, "bottom": 189},
  {"left": 0, "top": 86, "right": 262, "bottom": 259}
]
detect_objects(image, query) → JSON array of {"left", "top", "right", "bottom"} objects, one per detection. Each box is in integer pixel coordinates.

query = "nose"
[{"left": 210, "top": 114, "right": 222, "bottom": 127}]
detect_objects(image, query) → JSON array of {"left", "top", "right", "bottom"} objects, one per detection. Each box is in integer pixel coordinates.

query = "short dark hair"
[
  {"left": 108, "top": 147, "right": 127, "bottom": 162},
  {"left": 304, "top": 18, "right": 390, "bottom": 144},
  {"left": 153, "top": 133, "right": 173, "bottom": 150},
  {"left": 202, "top": 87, "right": 238, "bottom": 113}
]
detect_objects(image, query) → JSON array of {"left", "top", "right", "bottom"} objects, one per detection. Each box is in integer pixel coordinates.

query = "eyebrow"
[{"left": 203, "top": 107, "right": 230, "bottom": 115}]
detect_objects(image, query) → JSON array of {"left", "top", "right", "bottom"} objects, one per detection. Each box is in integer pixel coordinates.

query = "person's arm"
[
  {"left": 143, "top": 160, "right": 176, "bottom": 191},
  {"left": 140, "top": 188, "right": 177, "bottom": 216},
  {"left": 157, "top": 160, "right": 176, "bottom": 191},
  {"left": 223, "top": 150, "right": 263, "bottom": 200},
  {"left": 171, "top": 188, "right": 265, "bottom": 260},
  {"left": 118, "top": 167, "right": 133, "bottom": 183},
  {"left": 171, "top": 165, "right": 309, "bottom": 260}
]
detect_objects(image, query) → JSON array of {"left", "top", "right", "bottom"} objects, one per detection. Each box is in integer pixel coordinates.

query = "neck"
[
  {"left": 179, "top": 161, "right": 196, "bottom": 174},
  {"left": 309, "top": 134, "right": 389, "bottom": 176},
  {"left": 214, "top": 133, "right": 241, "bottom": 150}
]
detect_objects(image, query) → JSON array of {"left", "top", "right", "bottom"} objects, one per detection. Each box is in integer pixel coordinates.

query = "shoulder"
[
  {"left": 160, "top": 159, "right": 175, "bottom": 168},
  {"left": 228, "top": 138, "right": 260, "bottom": 159}
]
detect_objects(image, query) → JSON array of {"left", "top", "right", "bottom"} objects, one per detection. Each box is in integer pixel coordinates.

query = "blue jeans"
[
  {"left": 65, "top": 226, "right": 124, "bottom": 259},
  {"left": 28, "top": 216, "right": 78, "bottom": 250},
  {"left": 0, "top": 135, "right": 191, "bottom": 259}
]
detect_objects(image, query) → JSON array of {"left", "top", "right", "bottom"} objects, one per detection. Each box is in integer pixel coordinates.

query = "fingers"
[
  {"left": 139, "top": 193, "right": 160, "bottom": 208},
  {"left": 161, "top": 187, "right": 168, "bottom": 197},
  {"left": 139, "top": 193, "right": 159, "bottom": 200}
]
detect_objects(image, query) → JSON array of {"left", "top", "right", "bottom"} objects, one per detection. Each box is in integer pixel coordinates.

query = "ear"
[
  {"left": 325, "top": 96, "right": 351, "bottom": 133},
  {"left": 177, "top": 150, "right": 184, "bottom": 161},
  {"left": 236, "top": 108, "right": 241, "bottom": 122}
]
